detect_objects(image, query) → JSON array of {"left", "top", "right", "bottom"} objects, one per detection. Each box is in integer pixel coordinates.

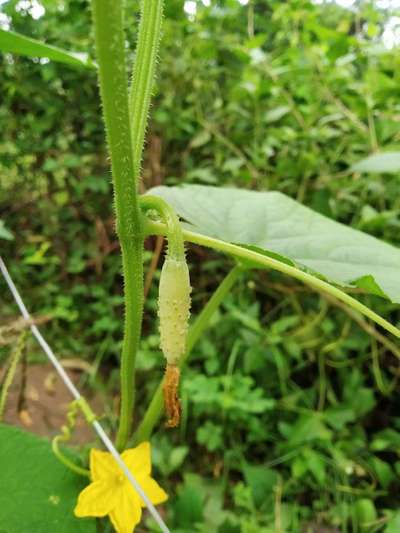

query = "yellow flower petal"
[
  {"left": 74, "top": 480, "right": 117, "bottom": 518},
  {"left": 90, "top": 448, "right": 118, "bottom": 482},
  {"left": 109, "top": 486, "right": 142, "bottom": 533},
  {"left": 75, "top": 444, "right": 168, "bottom": 533},
  {"left": 121, "top": 442, "right": 151, "bottom": 478},
  {"left": 137, "top": 477, "right": 168, "bottom": 508}
]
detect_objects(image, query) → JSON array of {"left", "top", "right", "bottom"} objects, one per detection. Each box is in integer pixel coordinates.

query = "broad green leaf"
[
  {"left": 0, "top": 29, "right": 95, "bottom": 69},
  {"left": 149, "top": 185, "right": 400, "bottom": 303},
  {"left": 0, "top": 424, "right": 96, "bottom": 533},
  {"left": 351, "top": 152, "right": 400, "bottom": 173}
]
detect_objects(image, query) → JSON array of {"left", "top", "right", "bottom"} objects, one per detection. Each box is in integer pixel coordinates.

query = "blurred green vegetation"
[{"left": 1, "top": 0, "right": 400, "bottom": 531}]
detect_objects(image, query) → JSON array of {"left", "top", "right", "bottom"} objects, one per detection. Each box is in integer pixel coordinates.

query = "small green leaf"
[
  {"left": 0, "top": 29, "right": 95, "bottom": 69},
  {"left": 292, "top": 456, "right": 307, "bottom": 479},
  {"left": 196, "top": 421, "right": 223, "bottom": 452},
  {"left": 368, "top": 456, "right": 395, "bottom": 489},
  {"left": 385, "top": 511, "right": 400, "bottom": 533},
  {"left": 351, "top": 152, "right": 400, "bottom": 174},
  {"left": 169, "top": 446, "right": 189, "bottom": 472},
  {"left": 353, "top": 499, "right": 377, "bottom": 530},
  {"left": 371, "top": 429, "right": 400, "bottom": 452},
  {"left": 173, "top": 474, "right": 205, "bottom": 527},
  {"left": 264, "top": 105, "right": 291, "bottom": 123},
  {"left": 23, "top": 242, "right": 51, "bottom": 265},
  {"left": 302, "top": 448, "right": 326, "bottom": 484},
  {"left": 324, "top": 406, "right": 355, "bottom": 430},
  {"left": 242, "top": 464, "right": 277, "bottom": 507},
  {"left": 285, "top": 414, "right": 332, "bottom": 446},
  {"left": 0, "top": 424, "right": 96, "bottom": 532},
  {"left": 0, "top": 220, "right": 14, "bottom": 241},
  {"left": 190, "top": 130, "right": 211, "bottom": 148}
]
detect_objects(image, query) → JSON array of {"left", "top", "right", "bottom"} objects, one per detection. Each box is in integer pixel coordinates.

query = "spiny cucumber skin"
[{"left": 158, "top": 257, "right": 191, "bottom": 365}]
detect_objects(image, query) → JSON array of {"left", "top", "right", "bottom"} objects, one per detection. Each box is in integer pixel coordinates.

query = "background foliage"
[{"left": 1, "top": 0, "right": 400, "bottom": 531}]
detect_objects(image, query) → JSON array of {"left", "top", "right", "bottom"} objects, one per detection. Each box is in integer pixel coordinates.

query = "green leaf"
[
  {"left": 324, "top": 406, "right": 356, "bottom": 430},
  {"left": 190, "top": 130, "right": 211, "bottom": 148},
  {"left": 351, "top": 152, "right": 400, "bottom": 174},
  {"left": 285, "top": 414, "right": 332, "bottom": 446},
  {"left": 264, "top": 105, "right": 291, "bottom": 123},
  {"left": 368, "top": 456, "right": 395, "bottom": 489},
  {"left": 196, "top": 421, "right": 223, "bottom": 452},
  {"left": 371, "top": 429, "right": 400, "bottom": 452},
  {"left": 353, "top": 499, "right": 377, "bottom": 530},
  {"left": 0, "top": 424, "right": 96, "bottom": 533},
  {"left": 302, "top": 448, "right": 326, "bottom": 484},
  {"left": 173, "top": 474, "right": 205, "bottom": 527},
  {"left": 385, "top": 511, "right": 400, "bottom": 533},
  {"left": 0, "top": 29, "right": 95, "bottom": 69},
  {"left": 148, "top": 185, "right": 400, "bottom": 303},
  {"left": 242, "top": 464, "right": 277, "bottom": 508},
  {"left": 0, "top": 220, "right": 14, "bottom": 241}
]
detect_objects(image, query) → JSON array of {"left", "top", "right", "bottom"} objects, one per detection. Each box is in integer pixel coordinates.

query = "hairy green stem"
[
  {"left": 91, "top": 0, "right": 144, "bottom": 450},
  {"left": 145, "top": 220, "right": 400, "bottom": 340},
  {"left": 133, "top": 265, "right": 243, "bottom": 443},
  {"left": 140, "top": 195, "right": 184, "bottom": 259},
  {"left": 129, "top": 0, "right": 164, "bottom": 174}
]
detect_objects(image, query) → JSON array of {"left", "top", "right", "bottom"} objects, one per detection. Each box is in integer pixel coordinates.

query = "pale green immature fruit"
[{"left": 158, "top": 257, "right": 191, "bottom": 365}]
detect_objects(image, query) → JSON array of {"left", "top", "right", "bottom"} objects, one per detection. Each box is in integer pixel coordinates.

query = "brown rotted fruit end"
[{"left": 163, "top": 364, "right": 181, "bottom": 428}]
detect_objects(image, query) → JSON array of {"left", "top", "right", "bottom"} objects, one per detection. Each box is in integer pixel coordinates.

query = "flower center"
[{"left": 116, "top": 473, "right": 125, "bottom": 485}]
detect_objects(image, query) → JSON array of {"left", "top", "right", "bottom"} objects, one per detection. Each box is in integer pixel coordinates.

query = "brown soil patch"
[{"left": 1, "top": 362, "right": 106, "bottom": 444}]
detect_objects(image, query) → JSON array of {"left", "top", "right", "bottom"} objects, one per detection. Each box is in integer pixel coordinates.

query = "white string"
[{"left": 0, "top": 256, "right": 170, "bottom": 533}]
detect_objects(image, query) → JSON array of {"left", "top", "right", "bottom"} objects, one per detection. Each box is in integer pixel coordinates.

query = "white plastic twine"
[{"left": 0, "top": 256, "right": 170, "bottom": 533}]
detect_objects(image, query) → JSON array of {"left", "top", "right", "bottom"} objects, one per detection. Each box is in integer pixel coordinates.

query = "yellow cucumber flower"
[{"left": 74, "top": 442, "right": 168, "bottom": 533}]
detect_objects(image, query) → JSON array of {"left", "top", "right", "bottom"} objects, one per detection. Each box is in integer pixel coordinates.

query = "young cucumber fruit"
[{"left": 158, "top": 257, "right": 191, "bottom": 365}]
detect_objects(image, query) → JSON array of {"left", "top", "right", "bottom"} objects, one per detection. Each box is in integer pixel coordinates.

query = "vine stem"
[
  {"left": 145, "top": 220, "right": 400, "bottom": 340},
  {"left": 140, "top": 195, "right": 184, "bottom": 259},
  {"left": 133, "top": 265, "right": 243, "bottom": 443},
  {"left": 91, "top": 0, "right": 144, "bottom": 450},
  {"left": 52, "top": 439, "right": 90, "bottom": 478},
  {"left": 92, "top": 0, "right": 164, "bottom": 450}
]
